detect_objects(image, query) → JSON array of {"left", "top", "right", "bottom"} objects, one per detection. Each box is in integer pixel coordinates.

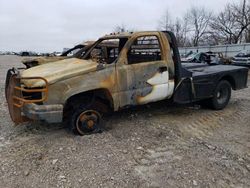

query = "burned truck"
[
  {"left": 5, "top": 31, "right": 248, "bottom": 135},
  {"left": 21, "top": 42, "right": 94, "bottom": 68}
]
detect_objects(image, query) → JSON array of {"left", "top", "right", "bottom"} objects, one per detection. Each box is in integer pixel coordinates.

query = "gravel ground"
[{"left": 0, "top": 55, "right": 250, "bottom": 188}]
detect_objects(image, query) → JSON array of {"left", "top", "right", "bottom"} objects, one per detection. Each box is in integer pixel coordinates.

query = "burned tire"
[
  {"left": 69, "top": 104, "right": 104, "bottom": 135},
  {"left": 209, "top": 80, "right": 231, "bottom": 110}
]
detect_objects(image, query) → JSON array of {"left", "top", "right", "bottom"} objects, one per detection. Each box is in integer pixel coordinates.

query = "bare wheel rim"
[{"left": 76, "top": 110, "right": 101, "bottom": 135}]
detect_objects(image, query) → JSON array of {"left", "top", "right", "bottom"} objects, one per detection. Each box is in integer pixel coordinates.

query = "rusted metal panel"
[
  {"left": 114, "top": 32, "right": 175, "bottom": 107},
  {"left": 22, "top": 56, "right": 67, "bottom": 68},
  {"left": 21, "top": 58, "right": 98, "bottom": 88}
]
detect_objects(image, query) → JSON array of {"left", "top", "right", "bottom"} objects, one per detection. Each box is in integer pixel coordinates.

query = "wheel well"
[
  {"left": 219, "top": 75, "right": 236, "bottom": 90},
  {"left": 63, "top": 89, "right": 114, "bottom": 120}
]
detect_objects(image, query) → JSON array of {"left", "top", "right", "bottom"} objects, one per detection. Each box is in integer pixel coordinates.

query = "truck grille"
[{"left": 5, "top": 68, "right": 48, "bottom": 124}]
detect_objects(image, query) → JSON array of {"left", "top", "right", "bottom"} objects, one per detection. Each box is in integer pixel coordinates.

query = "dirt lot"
[{"left": 0, "top": 55, "right": 250, "bottom": 188}]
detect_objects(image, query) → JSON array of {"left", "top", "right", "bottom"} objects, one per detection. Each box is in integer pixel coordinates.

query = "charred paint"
[
  {"left": 22, "top": 56, "right": 67, "bottom": 68},
  {"left": 7, "top": 31, "right": 177, "bottom": 124},
  {"left": 21, "top": 58, "right": 98, "bottom": 88},
  {"left": 137, "top": 71, "right": 170, "bottom": 104}
]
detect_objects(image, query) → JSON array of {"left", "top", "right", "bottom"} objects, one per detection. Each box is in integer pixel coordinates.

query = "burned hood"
[
  {"left": 21, "top": 58, "right": 98, "bottom": 88},
  {"left": 22, "top": 56, "right": 67, "bottom": 68}
]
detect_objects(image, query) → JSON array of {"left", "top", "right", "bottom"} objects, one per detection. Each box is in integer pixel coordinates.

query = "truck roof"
[{"left": 100, "top": 31, "right": 163, "bottom": 40}]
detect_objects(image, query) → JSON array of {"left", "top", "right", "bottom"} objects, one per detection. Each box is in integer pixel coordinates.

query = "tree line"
[
  {"left": 114, "top": 0, "right": 250, "bottom": 47},
  {"left": 158, "top": 0, "right": 250, "bottom": 47}
]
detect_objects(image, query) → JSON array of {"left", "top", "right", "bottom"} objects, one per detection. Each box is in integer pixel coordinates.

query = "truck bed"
[
  {"left": 185, "top": 64, "right": 248, "bottom": 83},
  {"left": 174, "top": 63, "right": 249, "bottom": 103}
]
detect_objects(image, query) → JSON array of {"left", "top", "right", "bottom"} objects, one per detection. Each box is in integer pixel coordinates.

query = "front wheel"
[
  {"left": 70, "top": 105, "right": 103, "bottom": 135},
  {"left": 209, "top": 80, "right": 231, "bottom": 110}
]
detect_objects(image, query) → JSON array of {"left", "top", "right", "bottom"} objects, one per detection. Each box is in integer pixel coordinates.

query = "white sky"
[{"left": 0, "top": 0, "right": 234, "bottom": 52}]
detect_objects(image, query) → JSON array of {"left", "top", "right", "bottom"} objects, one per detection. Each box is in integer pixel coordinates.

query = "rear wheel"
[{"left": 209, "top": 80, "right": 231, "bottom": 110}]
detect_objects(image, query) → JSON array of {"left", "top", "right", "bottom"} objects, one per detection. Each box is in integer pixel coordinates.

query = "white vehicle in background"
[
  {"left": 54, "top": 52, "right": 62, "bottom": 56},
  {"left": 232, "top": 50, "right": 250, "bottom": 67}
]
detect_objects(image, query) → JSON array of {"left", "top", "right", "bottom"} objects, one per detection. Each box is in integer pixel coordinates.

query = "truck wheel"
[
  {"left": 70, "top": 104, "right": 103, "bottom": 135},
  {"left": 210, "top": 80, "right": 231, "bottom": 110}
]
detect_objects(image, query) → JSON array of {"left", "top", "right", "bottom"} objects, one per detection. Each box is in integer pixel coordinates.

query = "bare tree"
[
  {"left": 158, "top": 2, "right": 250, "bottom": 46},
  {"left": 210, "top": 0, "right": 250, "bottom": 44},
  {"left": 186, "top": 7, "right": 212, "bottom": 46},
  {"left": 114, "top": 24, "right": 127, "bottom": 33},
  {"left": 158, "top": 11, "right": 190, "bottom": 46},
  {"left": 113, "top": 24, "right": 135, "bottom": 33},
  {"left": 172, "top": 17, "right": 191, "bottom": 47},
  {"left": 158, "top": 10, "right": 173, "bottom": 31},
  {"left": 210, "top": 4, "right": 238, "bottom": 44},
  {"left": 233, "top": 0, "right": 250, "bottom": 42}
]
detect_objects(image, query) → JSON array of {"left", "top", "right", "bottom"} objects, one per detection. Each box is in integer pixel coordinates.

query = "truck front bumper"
[
  {"left": 23, "top": 103, "right": 63, "bottom": 123},
  {"left": 5, "top": 68, "right": 60, "bottom": 124}
]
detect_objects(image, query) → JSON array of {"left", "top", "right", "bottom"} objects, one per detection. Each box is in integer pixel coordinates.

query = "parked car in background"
[
  {"left": 232, "top": 50, "right": 250, "bottom": 67},
  {"left": 19, "top": 51, "right": 38, "bottom": 56},
  {"left": 182, "top": 52, "right": 219, "bottom": 64},
  {"left": 181, "top": 51, "right": 232, "bottom": 65},
  {"left": 22, "top": 42, "right": 95, "bottom": 68},
  {"left": 0, "top": 51, "right": 19, "bottom": 55}
]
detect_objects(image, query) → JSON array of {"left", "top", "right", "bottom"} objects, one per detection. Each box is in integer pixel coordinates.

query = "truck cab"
[{"left": 5, "top": 31, "right": 248, "bottom": 135}]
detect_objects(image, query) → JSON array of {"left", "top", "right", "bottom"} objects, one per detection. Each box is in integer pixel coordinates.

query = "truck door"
[{"left": 125, "top": 34, "right": 174, "bottom": 105}]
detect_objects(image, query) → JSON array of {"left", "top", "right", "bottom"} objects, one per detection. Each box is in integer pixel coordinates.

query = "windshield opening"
[{"left": 82, "top": 37, "right": 128, "bottom": 64}]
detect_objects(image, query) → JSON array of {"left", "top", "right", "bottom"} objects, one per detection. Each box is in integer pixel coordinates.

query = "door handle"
[{"left": 158, "top": 66, "right": 168, "bottom": 73}]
